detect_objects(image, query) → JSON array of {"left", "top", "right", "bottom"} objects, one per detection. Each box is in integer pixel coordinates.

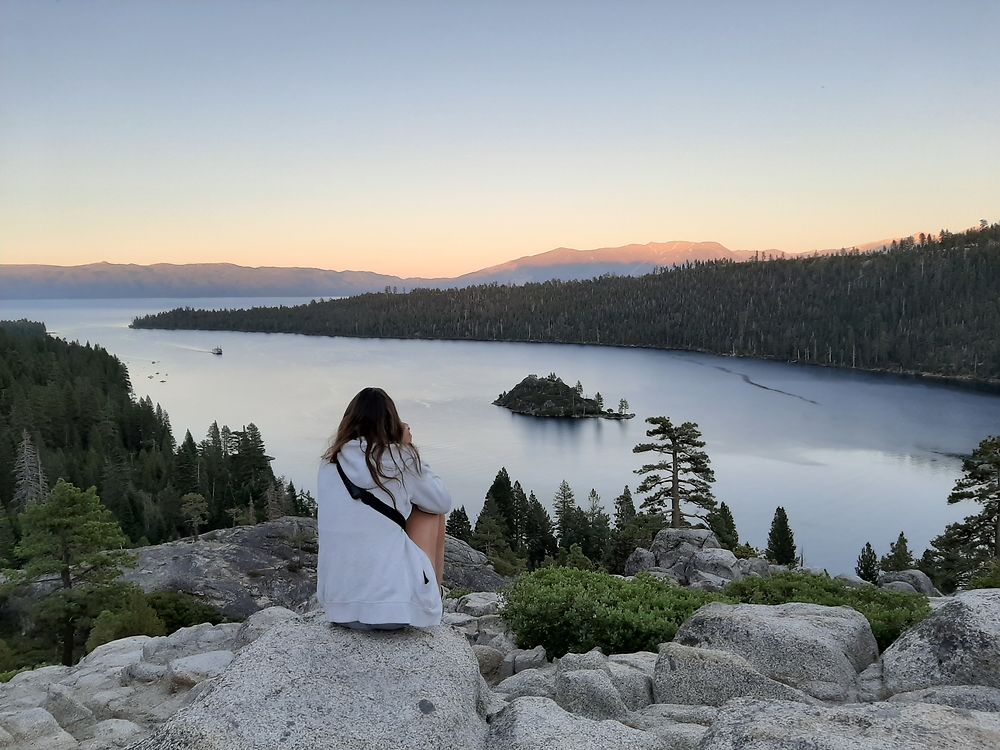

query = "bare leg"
[
  {"left": 435, "top": 513, "right": 446, "bottom": 587},
  {"left": 407, "top": 508, "right": 446, "bottom": 587}
]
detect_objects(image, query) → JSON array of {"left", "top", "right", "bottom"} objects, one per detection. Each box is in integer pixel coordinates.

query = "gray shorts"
[{"left": 335, "top": 620, "right": 406, "bottom": 631}]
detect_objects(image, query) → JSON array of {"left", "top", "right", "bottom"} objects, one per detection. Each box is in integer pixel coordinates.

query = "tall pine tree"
[
  {"left": 948, "top": 435, "right": 1000, "bottom": 559},
  {"left": 880, "top": 531, "right": 914, "bottom": 572},
  {"left": 765, "top": 506, "right": 797, "bottom": 565},
  {"left": 524, "top": 492, "right": 558, "bottom": 569},
  {"left": 707, "top": 501, "right": 739, "bottom": 550},
  {"left": 14, "top": 480, "right": 133, "bottom": 665},
  {"left": 633, "top": 417, "right": 716, "bottom": 527},
  {"left": 855, "top": 542, "right": 880, "bottom": 583},
  {"left": 446, "top": 506, "right": 473, "bottom": 542},
  {"left": 612, "top": 486, "right": 636, "bottom": 529}
]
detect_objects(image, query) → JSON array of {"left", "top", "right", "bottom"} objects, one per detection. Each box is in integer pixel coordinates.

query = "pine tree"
[
  {"left": 880, "top": 531, "right": 914, "bottom": 572},
  {"left": 920, "top": 508, "right": 995, "bottom": 592},
  {"left": 612, "top": 486, "right": 636, "bottom": 529},
  {"left": 594, "top": 392, "right": 604, "bottom": 410},
  {"left": 264, "top": 480, "right": 289, "bottom": 521},
  {"left": 173, "top": 430, "right": 201, "bottom": 495},
  {"left": 574, "top": 380, "right": 584, "bottom": 396},
  {"left": 12, "top": 429, "right": 49, "bottom": 509},
  {"left": 582, "top": 489, "right": 612, "bottom": 562},
  {"left": 524, "top": 492, "right": 558, "bottom": 569},
  {"left": 856, "top": 542, "right": 880, "bottom": 583},
  {"left": 618, "top": 398, "right": 630, "bottom": 415},
  {"left": 633, "top": 417, "right": 716, "bottom": 526},
  {"left": 707, "top": 501, "right": 739, "bottom": 550},
  {"left": 552, "top": 480, "right": 577, "bottom": 546},
  {"left": 948, "top": 435, "right": 1000, "bottom": 559},
  {"left": 14, "top": 480, "right": 134, "bottom": 665},
  {"left": 446, "top": 506, "right": 473, "bottom": 542},
  {"left": 484, "top": 468, "right": 516, "bottom": 546},
  {"left": 471, "top": 501, "right": 514, "bottom": 569},
  {"left": 765, "top": 506, "right": 797, "bottom": 565},
  {"left": 180, "top": 492, "right": 209, "bottom": 539},
  {"left": 510, "top": 481, "right": 530, "bottom": 553}
]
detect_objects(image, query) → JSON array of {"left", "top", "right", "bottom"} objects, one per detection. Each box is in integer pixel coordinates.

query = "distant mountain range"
[{"left": 0, "top": 236, "right": 899, "bottom": 299}]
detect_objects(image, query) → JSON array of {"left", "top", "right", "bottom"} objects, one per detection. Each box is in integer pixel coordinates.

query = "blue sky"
[{"left": 1, "top": 1, "right": 997, "bottom": 274}]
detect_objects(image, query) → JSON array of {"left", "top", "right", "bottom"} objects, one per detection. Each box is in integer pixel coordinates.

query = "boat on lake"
[{"left": 211, "top": 347, "right": 223, "bottom": 355}]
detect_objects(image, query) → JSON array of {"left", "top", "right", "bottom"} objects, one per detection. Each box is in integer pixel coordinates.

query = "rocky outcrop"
[
  {"left": 673, "top": 601, "right": 879, "bottom": 702},
  {"left": 881, "top": 588, "right": 1000, "bottom": 695},
  {"left": 122, "top": 518, "right": 318, "bottom": 619},
  {"left": 5, "top": 586, "right": 999, "bottom": 750},
  {"left": 443, "top": 537, "right": 508, "bottom": 592},
  {"left": 653, "top": 643, "right": 812, "bottom": 706},
  {"left": 888, "top": 684, "right": 1000, "bottom": 712},
  {"left": 699, "top": 697, "right": 1000, "bottom": 749},
  {"left": 124, "top": 519, "right": 505, "bottom": 618},
  {"left": 877, "top": 569, "right": 940, "bottom": 596},
  {"left": 486, "top": 697, "right": 661, "bottom": 750},
  {"left": 133, "top": 613, "right": 491, "bottom": 750},
  {"left": 624, "top": 528, "right": 773, "bottom": 589}
]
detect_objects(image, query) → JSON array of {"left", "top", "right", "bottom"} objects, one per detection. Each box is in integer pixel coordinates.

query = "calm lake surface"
[{"left": 5, "top": 296, "right": 999, "bottom": 574}]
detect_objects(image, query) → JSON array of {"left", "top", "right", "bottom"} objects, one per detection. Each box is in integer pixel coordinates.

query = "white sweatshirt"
[{"left": 316, "top": 438, "right": 453, "bottom": 627}]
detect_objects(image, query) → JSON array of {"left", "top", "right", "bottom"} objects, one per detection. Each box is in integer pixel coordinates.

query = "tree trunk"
[
  {"left": 61, "top": 617, "right": 75, "bottom": 666},
  {"left": 671, "top": 447, "right": 681, "bottom": 528},
  {"left": 995, "top": 510, "right": 1000, "bottom": 560}
]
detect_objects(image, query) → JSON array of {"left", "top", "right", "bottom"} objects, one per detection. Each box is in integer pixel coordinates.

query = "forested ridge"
[
  {"left": 133, "top": 223, "right": 1000, "bottom": 382},
  {"left": 0, "top": 320, "right": 308, "bottom": 549}
]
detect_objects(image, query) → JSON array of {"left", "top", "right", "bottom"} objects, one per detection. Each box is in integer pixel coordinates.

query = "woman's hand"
[{"left": 402, "top": 422, "right": 412, "bottom": 445}]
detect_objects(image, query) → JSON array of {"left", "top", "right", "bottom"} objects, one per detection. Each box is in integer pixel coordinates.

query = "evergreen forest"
[
  {"left": 133, "top": 223, "right": 1000, "bottom": 382},
  {"left": 0, "top": 320, "right": 310, "bottom": 551}
]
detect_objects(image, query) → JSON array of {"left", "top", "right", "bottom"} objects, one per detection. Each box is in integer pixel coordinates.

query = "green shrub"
[
  {"left": 446, "top": 587, "right": 473, "bottom": 600},
  {"left": 146, "top": 591, "right": 227, "bottom": 633},
  {"left": 722, "top": 572, "right": 930, "bottom": 651},
  {"left": 500, "top": 567, "right": 730, "bottom": 657},
  {"left": 0, "top": 666, "right": 32, "bottom": 683},
  {"left": 967, "top": 561, "right": 1000, "bottom": 590},
  {"left": 86, "top": 590, "right": 166, "bottom": 652}
]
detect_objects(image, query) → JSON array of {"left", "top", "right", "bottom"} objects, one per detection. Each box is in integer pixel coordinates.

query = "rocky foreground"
[
  {"left": 2, "top": 524, "right": 997, "bottom": 749},
  {"left": 1, "top": 582, "right": 998, "bottom": 749}
]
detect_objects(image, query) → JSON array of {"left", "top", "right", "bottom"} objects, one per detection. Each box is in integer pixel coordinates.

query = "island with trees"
[{"left": 493, "top": 374, "right": 634, "bottom": 419}]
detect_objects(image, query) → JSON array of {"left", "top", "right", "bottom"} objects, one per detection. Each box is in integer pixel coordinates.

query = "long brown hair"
[{"left": 323, "top": 387, "right": 419, "bottom": 505}]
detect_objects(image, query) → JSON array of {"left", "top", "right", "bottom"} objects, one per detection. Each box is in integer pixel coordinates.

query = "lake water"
[{"left": 4, "top": 296, "right": 998, "bottom": 574}]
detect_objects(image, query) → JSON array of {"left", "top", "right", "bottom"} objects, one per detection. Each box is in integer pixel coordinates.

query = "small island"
[{"left": 494, "top": 373, "right": 635, "bottom": 419}]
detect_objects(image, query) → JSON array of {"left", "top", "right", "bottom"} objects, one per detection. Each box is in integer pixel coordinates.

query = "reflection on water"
[{"left": 4, "top": 296, "right": 1000, "bottom": 573}]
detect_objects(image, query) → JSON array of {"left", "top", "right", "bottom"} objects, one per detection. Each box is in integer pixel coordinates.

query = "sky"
[{"left": 1, "top": 1, "right": 998, "bottom": 277}]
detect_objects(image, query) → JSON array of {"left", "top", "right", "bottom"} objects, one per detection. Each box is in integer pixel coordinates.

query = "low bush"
[
  {"left": 146, "top": 591, "right": 227, "bottom": 633},
  {"left": 722, "top": 572, "right": 931, "bottom": 651},
  {"left": 500, "top": 567, "right": 730, "bottom": 657},
  {"left": 966, "top": 561, "right": 1000, "bottom": 590},
  {"left": 86, "top": 589, "right": 166, "bottom": 652}
]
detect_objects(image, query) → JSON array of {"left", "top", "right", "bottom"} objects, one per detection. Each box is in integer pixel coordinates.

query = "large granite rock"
[
  {"left": 699, "top": 697, "right": 1000, "bottom": 749},
  {"left": 132, "top": 614, "right": 490, "bottom": 750},
  {"left": 124, "top": 518, "right": 505, "bottom": 617},
  {"left": 674, "top": 601, "right": 879, "bottom": 702},
  {"left": 881, "top": 588, "right": 1000, "bottom": 695},
  {"left": 626, "top": 528, "right": 770, "bottom": 588},
  {"left": 877, "top": 569, "right": 939, "bottom": 596},
  {"left": 444, "top": 537, "right": 507, "bottom": 592},
  {"left": 486, "top": 696, "right": 663, "bottom": 750},
  {"left": 653, "top": 642, "right": 811, "bottom": 706},
  {"left": 122, "top": 517, "right": 319, "bottom": 619},
  {"left": 888, "top": 684, "right": 1000, "bottom": 712}
]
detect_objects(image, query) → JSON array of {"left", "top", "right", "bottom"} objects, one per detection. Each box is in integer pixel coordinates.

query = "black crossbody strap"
[{"left": 334, "top": 460, "right": 407, "bottom": 531}]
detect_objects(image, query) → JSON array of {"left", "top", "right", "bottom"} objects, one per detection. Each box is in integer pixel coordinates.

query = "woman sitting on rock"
[{"left": 317, "top": 386, "right": 452, "bottom": 630}]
